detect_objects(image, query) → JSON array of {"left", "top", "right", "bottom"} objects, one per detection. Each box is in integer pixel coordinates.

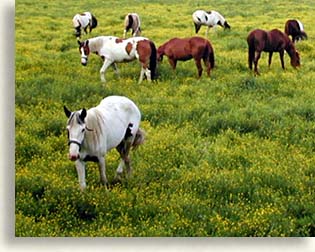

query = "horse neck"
[
  {"left": 285, "top": 39, "right": 296, "bottom": 57},
  {"left": 82, "top": 108, "right": 107, "bottom": 151},
  {"left": 87, "top": 37, "right": 103, "bottom": 53}
]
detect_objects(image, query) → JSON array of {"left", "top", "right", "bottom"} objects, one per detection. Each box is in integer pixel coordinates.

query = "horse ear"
[
  {"left": 80, "top": 108, "right": 87, "bottom": 122},
  {"left": 64, "top": 105, "right": 72, "bottom": 118}
]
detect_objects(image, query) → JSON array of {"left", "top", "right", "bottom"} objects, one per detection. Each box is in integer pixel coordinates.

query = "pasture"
[{"left": 15, "top": 0, "right": 315, "bottom": 236}]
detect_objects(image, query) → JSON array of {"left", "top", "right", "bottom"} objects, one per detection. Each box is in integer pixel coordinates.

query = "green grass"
[{"left": 15, "top": 0, "right": 315, "bottom": 236}]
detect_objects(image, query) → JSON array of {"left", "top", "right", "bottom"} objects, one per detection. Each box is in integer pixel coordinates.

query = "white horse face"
[
  {"left": 64, "top": 106, "right": 87, "bottom": 161},
  {"left": 78, "top": 40, "right": 90, "bottom": 66}
]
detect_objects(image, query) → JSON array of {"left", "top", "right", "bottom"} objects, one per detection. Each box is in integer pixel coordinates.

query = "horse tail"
[
  {"left": 132, "top": 128, "right": 145, "bottom": 149},
  {"left": 127, "top": 14, "right": 133, "bottom": 30},
  {"left": 208, "top": 43, "right": 215, "bottom": 69},
  {"left": 247, "top": 33, "right": 255, "bottom": 70},
  {"left": 300, "top": 30, "right": 308, "bottom": 40},
  {"left": 91, "top": 15, "right": 98, "bottom": 29},
  {"left": 149, "top": 41, "right": 157, "bottom": 80}
]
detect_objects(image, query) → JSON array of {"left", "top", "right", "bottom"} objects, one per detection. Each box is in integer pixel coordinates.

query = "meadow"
[{"left": 15, "top": 0, "right": 315, "bottom": 236}]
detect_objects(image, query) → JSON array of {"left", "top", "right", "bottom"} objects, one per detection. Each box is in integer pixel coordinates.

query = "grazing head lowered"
[
  {"left": 72, "top": 11, "right": 98, "bottom": 39},
  {"left": 247, "top": 28, "right": 300, "bottom": 75},
  {"left": 64, "top": 96, "right": 145, "bottom": 191},
  {"left": 192, "top": 10, "right": 230, "bottom": 35},
  {"left": 284, "top": 19, "right": 307, "bottom": 43},
  {"left": 157, "top": 36, "right": 215, "bottom": 78}
]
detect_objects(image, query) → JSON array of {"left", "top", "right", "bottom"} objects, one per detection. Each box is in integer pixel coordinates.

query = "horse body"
[
  {"left": 64, "top": 96, "right": 145, "bottom": 190},
  {"left": 123, "top": 13, "right": 141, "bottom": 38},
  {"left": 247, "top": 29, "right": 300, "bottom": 74},
  {"left": 72, "top": 12, "right": 98, "bottom": 38},
  {"left": 157, "top": 36, "right": 215, "bottom": 78},
  {"left": 192, "top": 10, "right": 230, "bottom": 35},
  {"left": 78, "top": 36, "right": 157, "bottom": 83},
  {"left": 285, "top": 19, "right": 307, "bottom": 43}
]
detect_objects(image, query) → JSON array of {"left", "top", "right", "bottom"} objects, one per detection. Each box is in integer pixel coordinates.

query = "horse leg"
[
  {"left": 268, "top": 52, "right": 273, "bottom": 68},
  {"left": 254, "top": 51, "right": 261, "bottom": 75},
  {"left": 138, "top": 67, "right": 146, "bottom": 84},
  {"left": 114, "top": 139, "right": 133, "bottom": 182},
  {"left": 111, "top": 63, "right": 120, "bottom": 78},
  {"left": 279, "top": 50, "right": 285, "bottom": 69},
  {"left": 203, "top": 57, "right": 211, "bottom": 76},
  {"left": 206, "top": 26, "right": 210, "bottom": 36},
  {"left": 168, "top": 58, "right": 177, "bottom": 70},
  {"left": 75, "top": 160, "right": 87, "bottom": 191},
  {"left": 100, "top": 59, "right": 113, "bottom": 82},
  {"left": 97, "top": 156, "right": 108, "bottom": 188},
  {"left": 195, "top": 58, "right": 203, "bottom": 77}
]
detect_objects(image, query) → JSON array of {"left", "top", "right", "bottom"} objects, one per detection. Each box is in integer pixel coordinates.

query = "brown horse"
[
  {"left": 157, "top": 36, "right": 215, "bottom": 78},
  {"left": 285, "top": 19, "right": 307, "bottom": 43},
  {"left": 247, "top": 29, "right": 300, "bottom": 74}
]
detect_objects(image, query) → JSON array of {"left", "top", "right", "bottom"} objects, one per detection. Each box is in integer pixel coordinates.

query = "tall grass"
[{"left": 15, "top": 0, "right": 315, "bottom": 236}]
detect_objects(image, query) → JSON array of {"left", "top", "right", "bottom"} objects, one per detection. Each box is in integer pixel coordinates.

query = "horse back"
[{"left": 87, "top": 96, "right": 141, "bottom": 152}]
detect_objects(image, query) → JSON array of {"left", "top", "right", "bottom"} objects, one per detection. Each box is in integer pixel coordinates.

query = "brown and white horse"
[
  {"left": 285, "top": 19, "right": 307, "bottom": 43},
  {"left": 247, "top": 29, "right": 300, "bottom": 75},
  {"left": 123, "top": 13, "right": 141, "bottom": 38},
  {"left": 157, "top": 36, "right": 215, "bottom": 78},
  {"left": 78, "top": 36, "right": 157, "bottom": 83}
]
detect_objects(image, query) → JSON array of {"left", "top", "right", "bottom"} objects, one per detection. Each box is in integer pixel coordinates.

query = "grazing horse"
[
  {"left": 285, "top": 19, "right": 307, "bottom": 43},
  {"left": 78, "top": 36, "right": 157, "bottom": 83},
  {"left": 192, "top": 10, "right": 230, "bottom": 35},
  {"left": 64, "top": 95, "right": 145, "bottom": 191},
  {"left": 157, "top": 36, "right": 215, "bottom": 78},
  {"left": 123, "top": 13, "right": 141, "bottom": 38},
  {"left": 72, "top": 12, "right": 98, "bottom": 39},
  {"left": 247, "top": 29, "right": 300, "bottom": 75}
]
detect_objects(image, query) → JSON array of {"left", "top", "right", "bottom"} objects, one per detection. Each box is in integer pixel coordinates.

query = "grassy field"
[{"left": 15, "top": 0, "right": 315, "bottom": 236}]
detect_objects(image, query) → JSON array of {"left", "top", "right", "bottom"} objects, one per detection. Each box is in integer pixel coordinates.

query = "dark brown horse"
[
  {"left": 157, "top": 36, "right": 215, "bottom": 78},
  {"left": 247, "top": 29, "right": 300, "bottom": 74},
  {"left": 285, "top": 19, "right": 307, "bottom": 43}
]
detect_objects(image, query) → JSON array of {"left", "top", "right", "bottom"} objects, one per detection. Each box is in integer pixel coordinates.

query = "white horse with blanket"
[
  {"left": 78, "top": 36, "right": 157, "bottom": 83},
  {"left": 192, "top": 10, "right": 231, "bottom": 35},
  {"left": 64, "top": 96, "right": 145, "bottom": 191}
]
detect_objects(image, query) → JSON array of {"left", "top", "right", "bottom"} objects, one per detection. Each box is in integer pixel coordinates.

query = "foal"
[{"left": 247, "top": 29, "right": 300, "bottom": 74}]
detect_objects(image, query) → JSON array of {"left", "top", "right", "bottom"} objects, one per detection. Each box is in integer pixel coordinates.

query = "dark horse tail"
[
  {"left": 91, "top": 15, "right": 98, "bottom": 29},
  {"left": 247, "top": 33, "right": 255, "bottom": 70},
  {"left": 149, "top": 41, "right": 157, "bottom": 80},
  {"left": 205, "top": 41, "right": 215, "bottom": 69}
]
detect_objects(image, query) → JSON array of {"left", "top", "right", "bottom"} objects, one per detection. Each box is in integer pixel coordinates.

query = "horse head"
[
  {"left": 287, "top": 43, "right": 300, "bottom": 68},
  {"left": 78, "top": 40, "right": 90, "bottom": 66},
  {"left": 64, "top": 106, "right": 88, "bottom": 161},
  {"left": 157, "top": 47, "right": 164, "bottom": 62},
  {"left": 291, "top": 50, "right": 300, "bottom": 68}
]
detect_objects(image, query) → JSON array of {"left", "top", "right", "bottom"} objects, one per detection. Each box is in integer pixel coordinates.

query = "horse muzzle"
[
  {"left": 81, "top": 58, "right": 88, "bottom": 66},
  {"left": 69, "top": 153, "right": 80, "bottom": 161}
]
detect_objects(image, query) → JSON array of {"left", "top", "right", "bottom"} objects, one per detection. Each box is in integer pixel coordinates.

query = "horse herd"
[{"left": 68, "top": 10, "right": 308, "bottom": 190}]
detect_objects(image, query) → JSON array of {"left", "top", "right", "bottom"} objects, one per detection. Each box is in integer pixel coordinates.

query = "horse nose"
[
  {"left": 81, "top": 61, "right": 87, "bottom": 66},
  {"left": 69, "top": 153, "right": 79, "bottom": 161}
]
